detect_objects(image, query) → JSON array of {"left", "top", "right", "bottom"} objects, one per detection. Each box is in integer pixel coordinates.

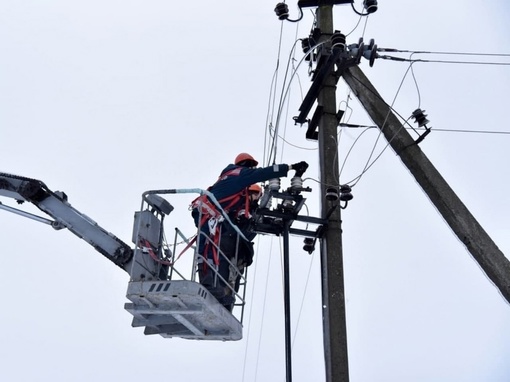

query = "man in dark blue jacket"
[{"left": 192, "top": 153, "right": 308, "bottom": 310}]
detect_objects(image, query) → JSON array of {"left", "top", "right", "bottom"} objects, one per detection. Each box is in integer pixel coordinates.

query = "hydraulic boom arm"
[{"left": 0, "top": 172, "right": 133, "bottom": 270}]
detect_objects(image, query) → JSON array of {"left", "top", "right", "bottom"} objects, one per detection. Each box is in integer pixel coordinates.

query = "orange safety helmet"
[
  {"left": 235, "top": 152, "right": 258, "bottom": 167},
  {"left": 248, "top": 183, "right": 262, "bottom": 201},
  {"left": 248, "top": 183, "right": 262, "bottom": 194}
]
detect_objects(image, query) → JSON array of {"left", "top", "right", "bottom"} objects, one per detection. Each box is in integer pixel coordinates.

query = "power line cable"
[
  {"left": 253, "top": 237, "right": 276, "bottom": 382},
  {"left": 409, "top": 55, "right": 422, "bottom": 108},
  {"left": 264, "top": 20, "right": 287, "bottom": 167},
  {"left": 336, "top": 55, "right": 510, "bottom": 187},
  {"left": 339, "top": 125, "right": 374, "bottom": 182},
  {"left": 351, "top": 2, "right": 372, "bottom": 17},
  {"left": 351, "top": 60, "right": 414, "bottom": 186},
  {"left": 242, "top": 236, "right": 261, "bottom": 382},
  {"left": 379, "top": 48, "right": 510, "bottom": 57},
  {"left": 412, "top": 127, "right": 510, "bottom": 135},
  {"left": 345, "top": 14, "right": 363, "bottom": 37},
  {"left": 268, "top": 9, "right": 340, "bottom": 165},
  {"left": 361, "top": 12, "right": 370, "bottom": 38},
  {"left": 268, "top": 40, "right": 327, "bottom": 165},
  {"left": 269, "top": 124, "right": 317, "bottom": 151},
  {"left": 291, "top": 249, "right": 317, "bottom": 350},
  {"left": 345, "top": 117, "right": 412, "bottom": 187},
  {"left": 379, "top": 55, "right": 510, "bottom": 66},
  {"left": 272, "top": 39, "right": 301, "bottom": 165},
  {"left": 341, "top": 123, "right": 510, "bottom": 187},
  {"left": 338, "top": 58, "right": 432, "bottom": 187},
  {"left": 279, "top": 24, "right": 303, "bottom": 163},
  {"left": 343, "top": 125, "right": 510, "bottom": 135}
]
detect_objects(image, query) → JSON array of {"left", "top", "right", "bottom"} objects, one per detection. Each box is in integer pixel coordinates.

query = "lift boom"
[{"left": 0, "top": 172, "right": 133, "bottom": 269}]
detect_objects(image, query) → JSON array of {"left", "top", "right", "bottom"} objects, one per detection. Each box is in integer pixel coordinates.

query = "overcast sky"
[{"left": 1, "top": 1, "right": 510, "bottom": 381}]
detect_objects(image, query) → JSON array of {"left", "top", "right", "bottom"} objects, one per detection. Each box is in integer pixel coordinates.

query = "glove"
[{"left": 290, "top": 161, "right": 309, "bottom": 177}]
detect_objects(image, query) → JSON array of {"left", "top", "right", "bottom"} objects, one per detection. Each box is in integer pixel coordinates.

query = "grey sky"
[{"left": 1, "top": 1, "right": 509, "bottom": 381}]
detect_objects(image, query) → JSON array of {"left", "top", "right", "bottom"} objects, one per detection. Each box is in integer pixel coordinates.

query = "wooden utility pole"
[
  {"left": 342, "top": 65, "right": 510, "bottom": 304},
  {"left": 317, "top": 5, "right": 350, "bottom": 382}
]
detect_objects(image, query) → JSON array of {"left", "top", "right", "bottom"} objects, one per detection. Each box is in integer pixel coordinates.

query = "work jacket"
[{"left": 208, "top": 163, "right": 290, "bottom": 205}]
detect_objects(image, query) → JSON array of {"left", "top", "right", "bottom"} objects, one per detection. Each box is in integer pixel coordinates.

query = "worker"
[
  {"left": 221, "top": 183, "right": 262, "bottom": 311},
  {"left": 192, "top": 152, "right": 308, "bottom": 309}
]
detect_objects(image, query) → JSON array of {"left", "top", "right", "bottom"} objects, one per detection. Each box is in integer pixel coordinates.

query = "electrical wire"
[
  {"left": 351, "top": 1, "right": 371, "bottom": 17},
  {"left": 269, "top": 40, "right": 327, "bottom": 163},
  {"left": 345, "top": 14, "right": 363, "bottom": 37},
  {"left": 346, "top": 118, "right": 412, "bottom": 187},
  {"left": 409, "top": 54, "right": 422, "bottom": 108},
  {"left": 279, "top": 24, "right": 303, "bottom": 164},
  {"left": 337, "top": 45, "right": 509, "bottom": 186},
  {"left": 268, "top": 124, "right": 317, "bottom": 151},
  {"left": 338, "top": 125, "right": 375, "bottom": 182},
  {"left": 381, "top": 55, "right": 510, "bottom": 66},
  {"left": 263, "top": 19, "right": 287, "bottom": 167},
  {"left": 336, "top": 93, "right": 355, "bottom": 168},
  {"left": 242, "top": 235, "right": 261, "bottom": 382},
  {"left": 286, "top": 4, "right": 304, "bottom": 23},
  {"left": 291, "top": 249, "right": 317, "bottom": 350},
  {"left": 339, "top": 46, "right": 509, "bottom": 185},
  {"left": 302, "top": 176, "right": 343, "bottom": 190},
  {"left": 361, "top": 12, "right": 370, "bottom": 38},
  {"left": 338, "top": 95, "right": 355, "bottom": 125},
  {"left": 268, "top": 12, "right": 319, "bottom": 165},
  {"left": 338, "top": 121, "right": 510, "bottom": 188},
  {"left": 373, "top": 48, "right": 510, "bottom": 66},
  {"left": 266, "top": 11, "right": 333, "bottom": 166},
  {"left": 271, "top": 39, "right": 301, "bottom": 165},
  {"left": 253, "top": 236, "right": 276, "bottom": 382},
  {"left": 341, "top": 123, "right": 510, "bottom": 187},
  {"left": 410, "top": 127, "right": 510, "bottom": 135},
  {"left": 379, "top": 48, "right": 510, "bottom": 57},
  {"left": 350, "top": 62, "right": 414, "bottom": 186},
  {"left": 338, "top": 56, "right": 430, "bottom": 187}
]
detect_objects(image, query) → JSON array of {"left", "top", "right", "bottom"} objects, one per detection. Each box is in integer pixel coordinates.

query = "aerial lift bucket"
[
  {"left": 124, "top": 189, "right": 246, "bottom": 341},
  {"left": 125, "top": 280, "right": 242, "bottom": 340}
]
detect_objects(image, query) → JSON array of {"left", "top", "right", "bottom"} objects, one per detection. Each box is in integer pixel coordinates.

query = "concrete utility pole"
[
  {"left": 342, "top": 65, "right": 510, "bottom": 304},
  {"left": 316, "top": 5, "right": 350, "bottom": 382}
]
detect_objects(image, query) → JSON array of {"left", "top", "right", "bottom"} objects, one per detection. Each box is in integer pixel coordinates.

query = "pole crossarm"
[{"left": 342, "top": 65, "right": 510, "bottom": 304}]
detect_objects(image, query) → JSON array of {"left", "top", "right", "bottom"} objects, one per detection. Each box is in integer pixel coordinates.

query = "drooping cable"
[
  {"left": 350, "top": 62, "right": 415, "bottom": 186},
  {"left": 269, "top": 40, "right": 327, "bottom": 165},
  {"left": 266, "top": 11, "right": 330, "bottom": 166},
  {"left": 241, "top": 235, "right": 261, "bottom": 382},
  {"left": 338, "top": 125, "right": 376, "bottom": 182},
  {"left": 291, "top": 248, "right": 317, "bottom": 350},
  {"left": 409, "top": 54, "right": 422, "bottom": 108},
  {"left": 339, "top": 59, "right": 423, "bottom": 187},
  {"left": 264, "top": 20, "right": 286, "bottom": 168},
  {"left": 351, "top": 1, "right": 371, "bottom": 16},
  {"left": 252, "top": 236, "right": 277, "bottom": 382},
  {"left": 361, "top": 12, "right": 370, "bottom": 38},
  {"left": 268, "top": 123, "right": 318, "bottom": 150},
  {"left": 345, "top": 14, "right": 363, "bottom": 37},
  {"left": 345, "top": 119, "right": 412, "bottom": 187},
  {"left": 271, "top": 38, "right": 305, "bottom": 165},
  {"left": 265, "top": 11, "right": 307, "bottom": 166},
  {"left": 278, "top": 23, "right": 303, "bottom": 164}
]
